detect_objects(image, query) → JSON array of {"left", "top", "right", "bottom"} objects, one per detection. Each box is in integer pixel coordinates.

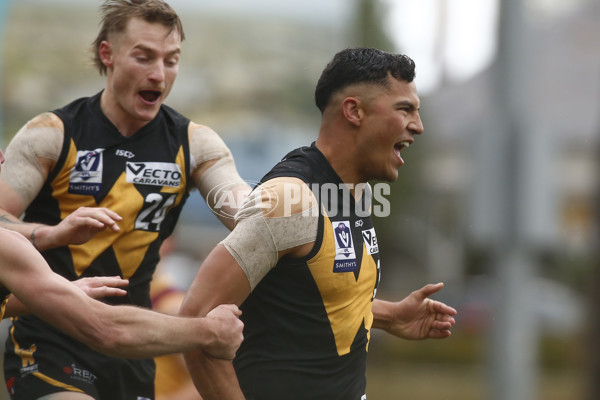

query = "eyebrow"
[
  {"left": 134, "top": 44, "right": 181, "bottom": 56},
  {"left": 394, "top": 100, "right": 420, "bottom": 111}
]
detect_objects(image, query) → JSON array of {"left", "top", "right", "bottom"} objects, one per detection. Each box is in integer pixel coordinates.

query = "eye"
[{"left": 165, "top": 58, "right": 179, "bottom": 67}]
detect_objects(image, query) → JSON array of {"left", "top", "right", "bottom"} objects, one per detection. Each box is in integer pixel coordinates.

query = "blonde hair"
[{"left": 91, "top": 0, "right": 185, "bottom": 75}]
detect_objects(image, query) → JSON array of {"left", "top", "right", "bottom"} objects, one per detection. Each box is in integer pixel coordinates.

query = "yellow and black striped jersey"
[
  {"left": 23, "top": 91, "right": 191, "bottom": 308},
  {"left": 234, "top": 143, "right": 380, "bottom": 400},
  {"left": 0, "top": 287, "right": 10, "bottom": 320}
]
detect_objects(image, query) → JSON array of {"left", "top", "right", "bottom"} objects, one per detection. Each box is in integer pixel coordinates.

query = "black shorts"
[{"left": 4, "top": 315, "right": 155, "bottom": 400}]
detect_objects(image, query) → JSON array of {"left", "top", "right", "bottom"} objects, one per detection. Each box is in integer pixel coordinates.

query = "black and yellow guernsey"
[
  {"left": 0, "top": 286, "right": 11, "bottom": 320},
  {"left": 234, "top": 143, "right": 381, "bottom": 400},
  {"left": 4, "top": 92, "right": 191, "bottom": 398},
  {"left": 23, "top": 91, "right": 191, "bottom": 307}
]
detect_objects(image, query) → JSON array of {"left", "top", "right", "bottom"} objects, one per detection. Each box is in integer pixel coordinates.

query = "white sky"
[
  {"left": 162, "top": 0, "right": 501, "bottom": 94},
  {"left": 385, "top": 0, "right": 500, "bottom": 94}
]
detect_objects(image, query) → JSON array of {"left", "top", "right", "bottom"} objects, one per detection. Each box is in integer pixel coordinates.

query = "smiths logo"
[
  {"left": 126, "top": 162, "right": 182, "bottom": 187},
  {"left": 332, "top": 221, "right": 357, "bottom": 273},
  {"left": 69, "top": 149, "right": 104, "bottom": 195}
]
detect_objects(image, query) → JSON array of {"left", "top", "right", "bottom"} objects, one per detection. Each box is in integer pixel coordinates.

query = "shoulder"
[
  {"left": 238, "top": 177, "right": 318, "bottom": 221},
  {"left": 260, "top": 145, "right": 322, "bottom": 184},
  {"left": 187, "top": 122, "right": 231, "bottom": 164},
  {"left": 8, "top": 113, "right": 64, "bottom": 158},
  {"left": 28, "top": 112, "right": 64, "bottom": 131}
]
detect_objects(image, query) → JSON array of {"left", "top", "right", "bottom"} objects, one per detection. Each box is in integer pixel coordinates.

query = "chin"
[
  {"left": 382, "top": 170, "right": 399, "bottom": 183},
  {"left": 370, "top": 172, "right": 397, "bottom": 183},
  {"left": 136, "top": 109, "right": 160, "bottom": 122}
]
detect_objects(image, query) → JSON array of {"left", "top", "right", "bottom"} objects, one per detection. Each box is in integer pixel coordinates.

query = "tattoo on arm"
[
  {"left": 30, "top": 226, "right": 42, "bottom": 250},
  {"left": 0, "top": 214, "right": 42, "bottom": 249}
]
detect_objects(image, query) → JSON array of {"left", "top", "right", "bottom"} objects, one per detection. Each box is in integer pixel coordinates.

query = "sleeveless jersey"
[
  {"left": 4, "top": 92, "right": 190, "bottom": 399},
  {"left": 23, "top": 91, "right": 191, "bottom": 307},
  {"left": 234, "top": 144, "right": 381, "bottom": 400},
  {"left": 0, "top": 287, "right": 10, "bottom": 320}
]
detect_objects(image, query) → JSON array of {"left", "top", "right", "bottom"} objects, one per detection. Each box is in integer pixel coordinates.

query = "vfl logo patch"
[
  {"left": 126, "top": 162, "right": 182, "bottom": 187},
  {"left": 332, "top": 221, "right": 357, "bottom": 273},
  {"left": 69, "top": 149, "right": 104, "bottom": 195},
  {"left": 362, "top": 228, "right": 378, "bottom": 255}
]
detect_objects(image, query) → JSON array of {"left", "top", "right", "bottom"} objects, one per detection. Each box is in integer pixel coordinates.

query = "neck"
[
  {"left": 100, "top": 90, "right": 144, "bottom": 137},
  {"left": 315, "top": 131, "right": 365, "bottom": 189}
]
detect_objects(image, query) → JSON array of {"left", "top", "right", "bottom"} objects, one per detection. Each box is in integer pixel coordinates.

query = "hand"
[
  {"left": 73, "top": 276, "right": 129, "bottom": 299},
  {"left": 42, "top": 207, "right": 122, "bottom": 248},
  {"left": 203, "top": 304, "right": 244, "bottom": 360},
  {"left": 377, "top": 283, "right": 457, "bottom": 340}
]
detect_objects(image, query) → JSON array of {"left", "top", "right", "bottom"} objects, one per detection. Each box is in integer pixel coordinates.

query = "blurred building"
[{"left": 419, "top": 0, "right": 599, "bottom": 337}]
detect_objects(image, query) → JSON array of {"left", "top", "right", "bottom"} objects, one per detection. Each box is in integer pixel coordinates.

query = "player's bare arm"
[
  {"left": 0, "top": 113, "right": 122, "bottom": 250},
  {"left": 179, "top": 245, "right": 249, "bottom": 400},
  {"left": 0, "top": 113, "right": 61, "bottom": 222},
  {"left": 371, "top": 283, "right": 457, "bottom": 340},
  {"left": 180, "top": 178, "right": 317, "bottom": 400},
  {"left": 0, "top": 228, "right": 244, "bottom": 360},
  {"left": 3, "top": 276, "right": 129, "bottom": 318},
  {"left": 188, "top": 122, "right": 251, "bottom": 230}
]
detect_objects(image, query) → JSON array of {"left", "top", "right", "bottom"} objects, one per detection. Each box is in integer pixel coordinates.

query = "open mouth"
[
  {"left": 394, "top": 141, "right": 410, "bottom": 154},
  {"left": 394, "top": 141, "right": 411, "bottom": 164},
  {"left": 139, "top": 90, "right": 161, "bottom": 103}
]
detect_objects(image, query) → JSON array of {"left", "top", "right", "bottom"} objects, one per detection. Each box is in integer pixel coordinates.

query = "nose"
[
  {"left": 0, "top": 148, "right": 5, "bottom": 164},
  {"left": 148, "top": 61, "right": 165, "bottom": 83},
  {"left": 409, "top": 113, "right": 424, "bottom": 136}
]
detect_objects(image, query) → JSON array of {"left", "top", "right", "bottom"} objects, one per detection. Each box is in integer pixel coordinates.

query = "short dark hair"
[
  {"left": 91, "top": 0, "right": 185, "bottom": 75},
  {"left": 314, "top": 47, "right": 416, "bottom": 113}
]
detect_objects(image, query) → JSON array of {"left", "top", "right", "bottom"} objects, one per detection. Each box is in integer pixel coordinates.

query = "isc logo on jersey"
[{"left": 126, "top": 162, "right": 182, "bottom": 187}]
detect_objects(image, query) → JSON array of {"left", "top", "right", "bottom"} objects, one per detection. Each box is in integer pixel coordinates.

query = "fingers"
[
  {"left": 97, "top": 208, "right": 122, "bottom": 232},
  {"left": 431, "top": 299, "right": 458, "bottom": 317},
  {"left": 70, "top": 207, "right": 123, "bottom": 232},
  {"left": 52, "top": 207, "right": 124, "bottom": 247},
  {"left": 223, "top": 304, "right": 242, "bottom": 317},
  {"left": 428, "top": 308, "right": 457, "bottom": 339},
  {"left": 428, "top": 329, "right": 452, "bottom": 339},
  {"left": 209, "top": 304, "right": 242, "bottom": 318},
  {"left": 428, "top": 315, "right": 455, "bottom": 339},
  {"left": 90, "top": 276, "right": 130, "bottom": 288},
  {"left": 431, "top": 316, "right": 455, "bottom": 331},
  {"left": 416, "top": 282, "right": 444, "bottom": 299},
  {"left": 418, "top": 283, "right": 458, "bottom": 317},
  {"left": 88, "top": 286, "right": 128, "bottom": 299},
  {"left": 204, "top": 304, "right": 245, "bottom": 360},
  {"left": 74, "top": 276, "right": 129, "bottom": 299}
]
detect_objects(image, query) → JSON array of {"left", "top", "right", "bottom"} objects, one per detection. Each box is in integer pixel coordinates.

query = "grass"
[
  {"left": 364, "top": 329, "right": 588, "bottom": 400},
  {"left": 366, "top": 362, "right": 585, "bottom": 400}
]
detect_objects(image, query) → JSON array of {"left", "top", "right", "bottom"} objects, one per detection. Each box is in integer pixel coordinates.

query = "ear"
[
  {"left": 341, "top": 97, "right": 362, "bottom": 127},
  {"left": 99, "top": 41, "right": 114, "bottom": 69}
]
